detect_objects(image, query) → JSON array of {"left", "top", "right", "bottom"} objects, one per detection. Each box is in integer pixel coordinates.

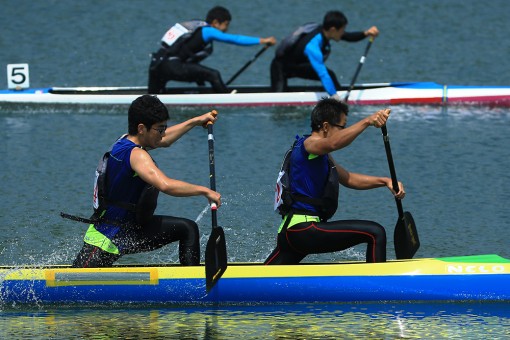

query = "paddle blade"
[
  {"left": 394, "top": 211, "right": 420, "bottom": 259},
  {"left": 205, "top": 226, "right": 228, "bottom": 292}
]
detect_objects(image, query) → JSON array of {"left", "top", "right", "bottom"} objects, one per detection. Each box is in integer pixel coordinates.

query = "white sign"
[
  {"left": 7, "top": 63, "right": 30, "bottom": 89},
  {"left": 161, "top": 23, "right": 189, "bottom": 46}
]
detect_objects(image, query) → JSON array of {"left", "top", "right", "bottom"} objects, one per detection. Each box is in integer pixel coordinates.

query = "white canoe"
[{"left": 1, "top": 82, "right": 510, "bottom": 107}]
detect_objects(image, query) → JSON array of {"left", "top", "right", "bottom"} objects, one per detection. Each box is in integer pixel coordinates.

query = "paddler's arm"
[
  {"left": 341, "top": 26, "right": 379, "bottom": 42},
  {"left": 203, "top": 26, "right": 276, "bottom": 46},
  {"left": 330, "top": 156, "right": 405, "bottom": 198},
  {"left": 158, "top": 110, "right": 217, "bottom": 147},
  {"left": 304, "top": 35, "right": 337, "bottom": 96},
  {"left": 130, "top": 147, "right": 221, "bottom": 206},
  {"left": 305, "top": 108, "right": 391, "bottom": 155}
]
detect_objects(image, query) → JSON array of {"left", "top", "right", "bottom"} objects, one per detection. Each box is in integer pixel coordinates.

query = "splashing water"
[{"left": 194, "top": 204, "right": 210, "bottom": 224}]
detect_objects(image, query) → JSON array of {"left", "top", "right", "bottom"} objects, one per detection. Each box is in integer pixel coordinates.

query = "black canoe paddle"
[
  {"left": 381, "top": 124, "right": 420, "bottom": 259},
  {"left": 343, "top": 37, "right": 374, "bottom": 103},
  {"left": 226, "top": 46, "right": 269, "bottom": 86},
  {"left": 205, "top": 110, "right": 227, "bottom": 292}
]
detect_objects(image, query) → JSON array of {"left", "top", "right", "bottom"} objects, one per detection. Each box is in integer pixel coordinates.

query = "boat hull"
[
  {"left": 1, "top": 83, "right": 510, "bottom": 107},
  {"left": 1, "top": 254, "right": 509, "bottom": 305}
]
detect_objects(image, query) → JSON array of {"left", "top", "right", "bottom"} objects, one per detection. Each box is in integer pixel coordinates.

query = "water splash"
[{"left": 194, "top": 204, "right": 210, "bottom": 224}]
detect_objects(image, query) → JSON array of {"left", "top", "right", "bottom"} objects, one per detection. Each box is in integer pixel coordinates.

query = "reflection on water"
[{"left": 1, "top": 303, "right": 509, "bottom": 339}]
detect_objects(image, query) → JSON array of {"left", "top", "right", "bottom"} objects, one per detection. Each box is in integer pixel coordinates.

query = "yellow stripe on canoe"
[{"left": 1, "top": 256, "right": 508, "bottom": 285}]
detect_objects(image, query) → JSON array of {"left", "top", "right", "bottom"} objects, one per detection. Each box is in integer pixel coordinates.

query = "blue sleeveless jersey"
[
  {"left": 289, "top": 136, "right": 329, "bottom": 213},
  {"left": 95, "top": 136, "right": 146, "bottom": 239}
]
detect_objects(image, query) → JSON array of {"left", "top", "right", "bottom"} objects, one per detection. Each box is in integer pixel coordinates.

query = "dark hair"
[
  {"left": 323, "top": 10, "right": 348, "bottom": 30},
  {"left": 310, "top": 97, "right": 349, "bottom": 132},
  {"left": 128, "top": 95, "right": 169, "bottom": 135},
  {"left": 206, "top": 6, "right": 232, "bottom": 24}
]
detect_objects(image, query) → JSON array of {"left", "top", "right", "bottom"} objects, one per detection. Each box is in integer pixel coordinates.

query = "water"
[
  {"left": 2, "top": 0, "right": 510, "bottom": 87},
  {"left": 1, "top": 303, "right": 509, "bottom": 339},
  {"left": 1, "top": 0, "right": 510, "bottom": 338}
]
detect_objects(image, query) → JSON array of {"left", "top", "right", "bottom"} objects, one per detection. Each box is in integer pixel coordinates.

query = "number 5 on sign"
[{"left": 7, "top": 63, "right": 30, "bottom": 89}]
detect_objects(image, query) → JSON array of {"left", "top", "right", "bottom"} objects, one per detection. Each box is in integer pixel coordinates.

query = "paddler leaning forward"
[{"left": 72, "top": 95, "right": 220, "bottom": 267}]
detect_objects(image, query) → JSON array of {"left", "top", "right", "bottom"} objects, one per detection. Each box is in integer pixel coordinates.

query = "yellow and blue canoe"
[{"left": 1, "top": 254, "right": 509, "bottom": 305}]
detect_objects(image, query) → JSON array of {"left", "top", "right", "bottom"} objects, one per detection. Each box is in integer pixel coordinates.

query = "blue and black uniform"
[
  {"left": 73, "top": 136, "right": 200, "bottom": 267},
  {"left": 271, "top": 25, "right": 366, "bottom": 95},
  {"left": 148, "top": 25, "right": 261, "bottom": 94},
  {"left": 264, "top": 136, "right": 387, "bottom": 265}
]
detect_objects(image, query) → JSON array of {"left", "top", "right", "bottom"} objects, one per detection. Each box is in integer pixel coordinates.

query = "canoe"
[
  {"left": 1, "top": 254, "right": 509, "bottom": 305},
  {"left": 1, "top": 82, "right": 510, "bottom": 107}
]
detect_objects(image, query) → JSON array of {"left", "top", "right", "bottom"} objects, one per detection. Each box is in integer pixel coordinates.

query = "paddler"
[
  {"left": 265, "top": 98, "right": 405, "bottom": 265},
  {"left": 148, "top": 6, "right": 276, "bottom": 94},
  {"left": 72, "top": 95, "right": 221, "bottom": 267},
  {"left": 270, "top": 10, "right": 379, "bottom": 100}
]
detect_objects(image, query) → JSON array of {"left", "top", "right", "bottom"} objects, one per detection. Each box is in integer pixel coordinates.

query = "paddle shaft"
[
  {"left": 381, "top": 125, "right": 404, "bottom": 217},
  {"left": 205, "top": 113, "right": 228, "bottom": 291},
  {"left": 381, "top": 124, "right": 420, "bottom": 259},
  {"left": 207, "top": 123, "right": 218, "bottom": 227},
  {"left": 344, "top": 37, "right": 374, "bottom": 102},
  {"left": 226, "top": 46, "right": 269, "bottom": 85}
]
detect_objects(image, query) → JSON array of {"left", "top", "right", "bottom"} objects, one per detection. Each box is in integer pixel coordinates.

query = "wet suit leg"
[
  {"left": 270, "top": 58, "right": 287, "bottom": 92},
  {"left": 264, "top": 219, "right": 386, "bottom": 264},
  {"left": 148, "top": 62, "right": 168, "bottom": 94},
  {"left": 271, "top": 61, "right": 341, "bottom": 91},
  {"left": 72, "top": 215, "right": 200, "bottom": 267},
  {"left": 119, "top": 215, "right": 201, "bottom": 265},
  {"left": 149, "top": 58, "right": 228, "bottom": 94},
  {"left": 264, "top": 230, "right": 306, "bottom": 265},
  {"left": 72, "top": 242, "right": 120, "bottom": 268}
]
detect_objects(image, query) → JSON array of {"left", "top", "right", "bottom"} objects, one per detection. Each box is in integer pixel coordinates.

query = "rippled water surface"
[
  {"left": 1, "top": 303, "right": 509, "bottom": 339},
  {"left": 1, "top": 0, "right": 510, "bottom": 338}
]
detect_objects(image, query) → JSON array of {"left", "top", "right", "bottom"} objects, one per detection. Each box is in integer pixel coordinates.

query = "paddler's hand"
[
  {"left": 367, "top": 108, "right": 390, "bottom": 128},
  {"left": 207, "top": 189, "right": 221, "bottom": 208},
  {"left": 260, "top": 36, "right": 277, "bottom": 46},
  {"left": 386, "top": 179, "right": 406, "bottom": 199},
  {"left": 200, "top": 110, "right": 218, "bottom": 128},
  {"left": 364, "top": 26, "right": 379, "bottom": 38}
]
